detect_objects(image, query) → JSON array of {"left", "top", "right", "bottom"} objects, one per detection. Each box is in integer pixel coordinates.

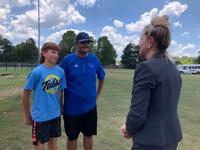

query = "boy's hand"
[{"left": 24, "top": 115, "right": 33, "bottom": 126}]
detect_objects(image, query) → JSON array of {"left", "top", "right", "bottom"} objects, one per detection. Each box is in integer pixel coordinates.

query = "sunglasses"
[{"left": 79, "top": 41, "right": 91, "bottom": 44}]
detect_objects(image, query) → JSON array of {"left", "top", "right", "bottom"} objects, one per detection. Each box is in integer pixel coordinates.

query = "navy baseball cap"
[{"left": 76, "top": 32, "right": 93, "bottom": 43}]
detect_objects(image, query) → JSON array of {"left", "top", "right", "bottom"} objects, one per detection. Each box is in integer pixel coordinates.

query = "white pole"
[{"left": 38, "top": 0, "right": 40, "bottom": 64}]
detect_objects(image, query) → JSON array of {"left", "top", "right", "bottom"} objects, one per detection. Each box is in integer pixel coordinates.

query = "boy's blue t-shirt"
[
  {"left": 60, "top": 53, "right": 105, "bottom": 115},
  {"left": 24, "top": 64, "right": 67, "bottom": 122}
]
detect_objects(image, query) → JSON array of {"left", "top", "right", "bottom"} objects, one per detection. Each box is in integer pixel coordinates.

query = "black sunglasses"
[{"left": 79, "top": 41, "right": 91, "bottom": 44}]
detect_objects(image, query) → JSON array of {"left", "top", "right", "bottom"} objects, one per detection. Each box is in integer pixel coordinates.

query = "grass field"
[{"left": 0, "top": 68, "right": 200, "bottom": 150}]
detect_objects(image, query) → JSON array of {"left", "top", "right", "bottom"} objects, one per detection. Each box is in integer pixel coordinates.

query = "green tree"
[
  {"left": 121, "top": 43, "right": 142, "bottom": 69},
  {"left": 59, "top": 30, "right": 76, "bottom": 62},
  {"left": 179, "top": 56, "right": 195, "bottom": 64},
  {"left": 195, "top": 51, "right": 200, "bottom": 64},
  {"left": 97, "top": 36, "right": 117, "bottom": 66},
  {"left": 0, "top": 35, "right": 14, "bottom": 62},
  {"left": 14, "top": 38, "right": 38, "bottom": 63},
  {"left": 89, "top": 36, "right": 98, "bottom": 54},
  {"left": 173, "top": 56, "right": 182, "bottom": 65}
]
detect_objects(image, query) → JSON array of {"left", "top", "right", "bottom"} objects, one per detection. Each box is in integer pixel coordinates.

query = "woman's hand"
[{"left": 120, "top": 124, "right": 131, "bottom": 139}]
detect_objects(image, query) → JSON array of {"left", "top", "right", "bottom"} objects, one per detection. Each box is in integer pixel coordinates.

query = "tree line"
[{"left": 0, "top": 31, "right": 200, "bottom": 69}]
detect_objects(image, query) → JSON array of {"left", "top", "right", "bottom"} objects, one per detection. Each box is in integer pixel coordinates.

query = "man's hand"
[
  {"left": 61, "top": 106, "right": 64, "bottom": 115},
  {"left": 96, "top": 80, "right": 104, "bottom": 100},
  {"left": 120, "top": 124, "right": 131, "bottom": 139},
  {"left": 96, "top": 93, "right": 100, "bottom": 100}
]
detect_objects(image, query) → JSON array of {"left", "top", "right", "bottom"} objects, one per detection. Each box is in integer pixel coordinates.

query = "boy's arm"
[
  {"left": 22, "top": 90, "right": 32, "bottom": 126},
  {"left": 60, "top": 90, "right": 64, "bottom": 115}
]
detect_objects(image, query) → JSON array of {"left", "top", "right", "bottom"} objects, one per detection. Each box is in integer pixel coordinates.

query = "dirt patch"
[
  {"left": 0, "top": 73, "right": 15, "bottom": 79},
  {"left": 0, "top": 86, "right": 22, "bottom": 100},
  {"left": 0, "top": 73, "right": 13, "bottom": 76}
]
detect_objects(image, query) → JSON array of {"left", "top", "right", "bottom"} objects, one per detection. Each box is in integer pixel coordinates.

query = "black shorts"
[
  {"left": 63, "top": 107, "right": 97, "bottom": 140},
  {"left": 32, "top": 116, "right": 61, "bottom": 145}
]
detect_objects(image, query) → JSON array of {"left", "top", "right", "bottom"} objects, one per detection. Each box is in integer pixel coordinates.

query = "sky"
[{"left": 0, "top": 0, "right": 200, "bottom": 60}]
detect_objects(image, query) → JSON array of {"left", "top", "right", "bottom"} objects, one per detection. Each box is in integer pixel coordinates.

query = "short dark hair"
[{"left": 40, "top": 42, "right": 60, "bottom": 64}]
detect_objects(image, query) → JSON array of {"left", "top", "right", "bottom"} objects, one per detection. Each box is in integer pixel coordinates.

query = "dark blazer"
[{"left": 126, "top": 52, "right": 182, "bottom": 147}]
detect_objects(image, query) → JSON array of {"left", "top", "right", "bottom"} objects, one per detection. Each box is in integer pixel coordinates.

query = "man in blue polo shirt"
[{"left": 60, "top": 32, "right": 105, "bottom": 150}]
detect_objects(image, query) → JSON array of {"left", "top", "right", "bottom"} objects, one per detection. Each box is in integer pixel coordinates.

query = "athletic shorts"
[
  {"left": 32, "top": 116, "right": 61, "bottom": 145},
  {"left": 63, "top": 107, "right": 97, "bottom": 140}
]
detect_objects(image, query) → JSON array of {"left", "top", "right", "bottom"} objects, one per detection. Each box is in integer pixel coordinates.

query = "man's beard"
[{"left": 78, "top": 49, "right": 88, "bottom": 55}]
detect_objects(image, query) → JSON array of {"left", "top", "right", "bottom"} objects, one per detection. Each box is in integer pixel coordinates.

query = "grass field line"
[{"left": 0, "top": 86, "right": 22, "bottom": 100}]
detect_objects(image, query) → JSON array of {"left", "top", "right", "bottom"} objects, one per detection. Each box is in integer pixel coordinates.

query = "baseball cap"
[{"left": 76, "top": 32, "right": 93, "bottom": 43}]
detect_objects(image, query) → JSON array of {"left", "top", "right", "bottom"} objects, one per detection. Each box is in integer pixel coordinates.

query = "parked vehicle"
[{"left": 177, "top": 64, "right": 200, "bottom": 74}]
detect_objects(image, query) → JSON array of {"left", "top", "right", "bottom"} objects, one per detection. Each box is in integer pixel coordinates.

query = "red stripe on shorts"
[{"left": 32, "top": 121, "right": 37, "bottom": 143}]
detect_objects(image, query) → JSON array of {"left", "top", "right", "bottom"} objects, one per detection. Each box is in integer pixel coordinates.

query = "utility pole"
[{"left": 37, "top": 0, "right": 40, "bottom": 64}]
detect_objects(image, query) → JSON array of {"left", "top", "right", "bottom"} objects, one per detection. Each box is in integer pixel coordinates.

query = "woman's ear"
[{"left": 147, "top": 36, "right": 154, "bottom": 49}]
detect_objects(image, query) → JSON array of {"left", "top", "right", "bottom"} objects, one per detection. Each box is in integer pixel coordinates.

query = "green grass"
[
  {"left": 0, "top": 69, "right": 200, "bottom": 149},
  {"left": 0, "top": 68, "right": 30, "bottom": 89}
]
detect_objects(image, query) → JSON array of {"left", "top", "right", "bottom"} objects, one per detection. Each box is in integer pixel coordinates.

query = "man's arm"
[
  {"left": 22, "top": 90, "right": 32, "bottom": 125},
  {"left": 96, "top": 80, "right": 104, "bottom": 99}
]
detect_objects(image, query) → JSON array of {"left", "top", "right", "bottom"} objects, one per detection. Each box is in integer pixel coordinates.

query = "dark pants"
[{"left": 132, "top": 142, "right": 178, "bottom": 150}]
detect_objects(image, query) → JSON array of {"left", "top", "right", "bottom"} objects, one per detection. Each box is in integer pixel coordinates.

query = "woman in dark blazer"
[{"left": 120, "top": 15, "right": 182, "bottom": 150}]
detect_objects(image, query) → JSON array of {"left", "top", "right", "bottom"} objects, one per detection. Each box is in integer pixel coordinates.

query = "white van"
[{"left": 177, "top": 64, "right": 200, "bottom": 74}]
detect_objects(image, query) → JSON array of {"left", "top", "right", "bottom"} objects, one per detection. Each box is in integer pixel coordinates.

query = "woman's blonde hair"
[
  {"left": 143, "top": 15, "right": 171, "bottom": 54},
  {"left": 39, "top": 42, "right": 60, "bottom": 64}
]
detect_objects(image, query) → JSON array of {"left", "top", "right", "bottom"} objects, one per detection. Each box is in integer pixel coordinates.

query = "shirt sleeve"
[
  {"left": 96, "top": 57, "right": 105, "bottom": 81},
  {"left": 60, "top": 57, "right": 67, "bottom": 71},
  {"left": 24, "top": 70, "right": 40, "bottom": 90},
  {"left": 60, "top": 57, "right": 69, "bottom": 79},
  {"left": 126, "top": 62, "right": 156, "bottom": 135},
  {"left": 59, "top": 70, "right": 67, "bottom": 91}
]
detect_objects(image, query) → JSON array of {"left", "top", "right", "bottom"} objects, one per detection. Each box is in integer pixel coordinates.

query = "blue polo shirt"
[{"left": 60, "top": 53, "right": 105, "bottom": 115}]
